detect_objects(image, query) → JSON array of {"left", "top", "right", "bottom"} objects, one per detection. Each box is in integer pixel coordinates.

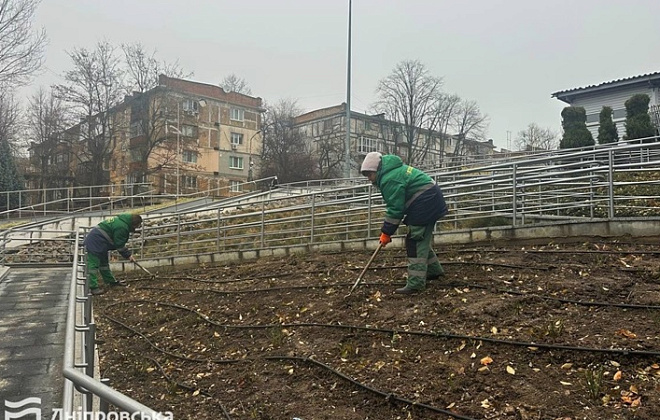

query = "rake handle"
[
  {"left": 134, "top": 261, "right": 154, "bottom": 277},
  {"left": 349, "top": 242, "right": 383, "bottom": 293}
]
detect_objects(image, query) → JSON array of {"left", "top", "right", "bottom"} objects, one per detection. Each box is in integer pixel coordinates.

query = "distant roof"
[
  {"left": 293, "top": 103, "right": 387, "bottom": 125},
  {"left": 552, "top": 71, "right": 660, "bottom": 102}
]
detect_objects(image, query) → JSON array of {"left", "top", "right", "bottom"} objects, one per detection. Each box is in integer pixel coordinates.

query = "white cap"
[{"left": 360, "top": 152, "right": 382, "bottom": 174}]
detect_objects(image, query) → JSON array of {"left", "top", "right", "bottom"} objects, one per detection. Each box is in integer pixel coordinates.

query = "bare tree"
[
  {"left": 122, "top": 42, "right": 191, "bottom": 94},
  {"left": 315, "top": 136, "right": 345, "bottom": 179},
  {"left": 0, "top": 90, "right": 21, "bottom": 150},
  {"left": 220, "top": 73, "right": 252, "bottom": 95},
  {"left": 121, "top": 43, "right": 193, "bottom": 189},
  {"left": 0, "top": 0, "right": 47, "bottom": 87},
  {"left": 260, "top": 99, "right": 316, "bottom": 182},
  {"left": 451, "top": 99, "right": 489, "bottom": 157},
  {"left": 374, "top": 60, "right": 443, "bottom": 165},
  {"left": 54, "top": 41, "right": 124, "bottom": 188},
  {"left": 514, "top": 123, "right": 558, "bottom": 151},
  {"left": 26, "top": 87, "right": 71, "bottom": 190},
  {"left": 0, "top": 91, "right": 23, "bottom": 206},
  {"left": 426, "top": 92, "right": 461, "bottom": 164},
  {"left": 121, "top": 90, "right": 204, "bottom": 193}
]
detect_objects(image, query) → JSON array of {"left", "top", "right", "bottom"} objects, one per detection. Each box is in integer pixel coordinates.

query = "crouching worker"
[
  {"left": 83, "top": 213, "right": 143, "bottom": 295},
  {"left": 360, "top": 152, "right": 448, "bottom": 294}
]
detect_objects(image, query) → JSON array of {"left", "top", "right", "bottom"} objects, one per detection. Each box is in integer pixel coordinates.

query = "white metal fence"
[{"left": 2, "top": 137, "right": 660, "bottom": 417}]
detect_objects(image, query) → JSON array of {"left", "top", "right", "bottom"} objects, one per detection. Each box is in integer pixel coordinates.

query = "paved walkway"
[{"left": 0, "top": 267, "right": 70, "bottom": 420}]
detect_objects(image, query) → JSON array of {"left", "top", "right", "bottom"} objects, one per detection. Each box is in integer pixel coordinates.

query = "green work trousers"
[
  {"left": 405, "top": 223, "right": 444, "bottom": 290},
  {"left": 86, "top": 252, "right": 117, "bottom": 288}
]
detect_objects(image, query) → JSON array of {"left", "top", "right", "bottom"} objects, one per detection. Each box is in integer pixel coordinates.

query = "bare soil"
[{"left": 95, "top": 237, "right": 660, "bottom": 420}]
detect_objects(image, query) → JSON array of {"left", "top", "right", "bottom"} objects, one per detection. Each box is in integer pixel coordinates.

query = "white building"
[{"left": 552, "top": 72, "right": 660, "bottom": 138}]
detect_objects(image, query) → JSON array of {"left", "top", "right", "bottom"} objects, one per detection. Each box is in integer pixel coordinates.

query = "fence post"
[
  {"left": 216, "top": 209, "right": 221, "bottom": 250},
  {"left": 86, "top": 323, "right": 96, "bottom": 378},
  {"left": 176, "top": 214, "right": 181, "bottom": 254},
  {"left": 512, "top": 163, "right": 518, "bottom": 227},
  {"left": 367, "top": 185, "right": 372, "bottom": 239},
  {"left": 260, "top": 200, "right": 266, "bottom": 248},
  {"left": 310, "top": 194, "right": 316, "bottom": 244},
  {"left": 99, "top": 378, "right": 111, "bottom": 413}
]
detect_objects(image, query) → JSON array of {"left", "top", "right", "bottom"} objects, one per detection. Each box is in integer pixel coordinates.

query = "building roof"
[
  {"left": 293, "top": 103, "right": 387, "bottom": 126},
  {"left": 552, "top": 71, "right": 660, "bottom": 103},
  {"left": 293, "top": 103, "right": 493, "bottom": 146},
  {"left": 158, "top": 75, "right": 264, "bottom": 109}
]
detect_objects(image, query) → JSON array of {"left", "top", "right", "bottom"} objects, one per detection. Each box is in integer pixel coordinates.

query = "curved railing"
[
  {"left": 2, "top": 137, "right": 660, "bottom": 417},
  {"left": 61, "top": 229, "right": 166, "bottom": 417}
]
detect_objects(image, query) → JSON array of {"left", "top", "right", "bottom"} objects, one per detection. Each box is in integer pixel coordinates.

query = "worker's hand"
[
  {"left": 379, "top": 233, "right": 392, "bottom": 247},
  {"left": 129, "top": 255, "right": 136, "bottom": 263}
]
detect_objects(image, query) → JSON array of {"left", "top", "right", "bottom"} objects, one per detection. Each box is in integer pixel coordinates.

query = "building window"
[
  {"left": 230, "top": 180, "right": 242, "bottom": 192},
  {"left": 586, "top": 113, "right": 599, "bottom": 124},
  {"left": 181, "top": 125, "right": 196, "bottom": 137},
  {"left": 130, "top": 149, "right": 141, "bottom": 163},
  {"left": 130, "top": 121, "right": 143, "bottom": 138},
  {"left": 230, "top": 108, "right": 244, "bottom": 121},
  {"left": 231, "top": 132, "right": 243, "bottom": 145},
  {"left": 182, "top": 150, "right": 197, "bottom": 163},
  {"left": 612, "top": 109, "right": 626, "bottom": 120},
  {"left": 182, "top": 99, "right": 199, "bottom": 113},
  {"left": 183, "top": 175, "right": 197, "bottom": 189},
  {"left": 128, "top": 173, "right": 146, "bottom": 184},
  {"left": 358, "top": 136, "right": 378, "bottom": 154},
  {"left": 229, "top": 156, "right": 243, "bottom": 169}
]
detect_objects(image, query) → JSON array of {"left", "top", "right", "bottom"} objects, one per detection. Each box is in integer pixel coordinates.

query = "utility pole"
[
  {"left": 345, "top": 0, "right": 352, "bottom": 179},
  {"left": 176, "top": 101, "right": 180, "bottom": 196}
]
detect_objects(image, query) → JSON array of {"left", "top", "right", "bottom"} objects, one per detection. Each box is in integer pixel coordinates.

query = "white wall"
[{"left": 568, "top": 85, "right": 660, "bottom": 138}]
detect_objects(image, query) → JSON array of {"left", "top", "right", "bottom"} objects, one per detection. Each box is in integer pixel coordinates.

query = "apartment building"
[
  {"left": 26, "top": 75, "right": 265, "bottom": 198},
  {"left": 292, "top": 103, "right": 493, "bottom": 176}
]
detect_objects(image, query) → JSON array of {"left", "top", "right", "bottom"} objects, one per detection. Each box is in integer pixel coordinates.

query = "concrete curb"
[{"left": 111, "top": 218, "right": 660, "bottom": 274}]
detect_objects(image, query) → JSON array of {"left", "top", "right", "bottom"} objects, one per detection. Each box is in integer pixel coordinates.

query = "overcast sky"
[{"left": 23, "top": 0, "right": 660, "bottom": 150}]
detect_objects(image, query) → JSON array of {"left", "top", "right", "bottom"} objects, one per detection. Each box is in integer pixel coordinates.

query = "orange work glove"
[{"left": 379, "top": 233, "right": 392, "bottom": 247}]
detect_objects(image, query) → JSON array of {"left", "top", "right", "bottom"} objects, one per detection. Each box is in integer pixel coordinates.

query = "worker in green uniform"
[
  {"left": 360, "top": 152, "right": 448, "bottom": 294},
  {"left": 83, "top": 213, "right": 142, "bottom": 295}
]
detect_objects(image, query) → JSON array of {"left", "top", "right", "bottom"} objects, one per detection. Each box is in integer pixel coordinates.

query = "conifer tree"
[
  {"left": 624, "top": 94, "right": 657, "bottom": 141},
  {"left": 559, "top": 106, "right": 594, "bottom": 149},
  {"left": 597, "top": 106, "right": 619, "bottom": 144}
]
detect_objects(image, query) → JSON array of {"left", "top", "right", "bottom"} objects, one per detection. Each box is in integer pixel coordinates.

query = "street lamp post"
[
  {"left": 345, "top": 0, "right": 353, "bottom": 179},
  {"left": 176, "top": 101, "right": 180, "bottom": 196},
  {"left": 246, "top": 120, "right": 280, "bottom": 183},
  {"left": 166, "top": 121, "right": 182, "bottom": 197},
  {"left": 247, "top": 130, "right": 262, "bottom": 182}
]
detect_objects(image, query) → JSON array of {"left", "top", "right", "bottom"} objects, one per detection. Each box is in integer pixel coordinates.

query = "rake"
[
  {"left": 346, "top": 242, "right": 383, "bottom": 296},
  {"left": 134, "top": 261, "right": 155, "bottom": 279}
]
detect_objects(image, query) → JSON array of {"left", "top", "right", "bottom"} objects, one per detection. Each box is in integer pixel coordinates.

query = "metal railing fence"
[
  {"left": 61, "top": 229, "right": 167, "bottom": 418},
  {"left": 3, "top": 139, "right": 660, "bottom": 266},
  {"left": 1, "top": 136, "right": 659, "bottom": 418},
  {"left": 0, "top": 183, "right": 154, "bottom": 219},
  {"left": 129, "top": 140, "right": 660, "bottom": 260},
  {"left": 0, "top": 176, "right": 281, "bottom": 221}
]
